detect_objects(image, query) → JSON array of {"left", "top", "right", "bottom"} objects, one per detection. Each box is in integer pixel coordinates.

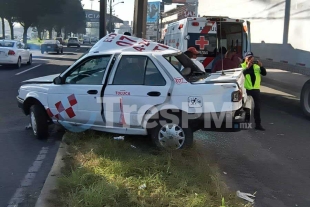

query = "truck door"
[
  {"left": 243, "top": 20, "right": 251, "bottom": 55},
  {"left": 187, "top": 19, "right": 217, "bottom": 73},
  {"left": 103, "top": 54, "right": 171, "bottom": 128}
]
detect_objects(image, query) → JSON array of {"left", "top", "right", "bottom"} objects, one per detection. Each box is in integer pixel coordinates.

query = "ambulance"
[{"left": 163, "top": 16, "right": 251, "bottom": 72}]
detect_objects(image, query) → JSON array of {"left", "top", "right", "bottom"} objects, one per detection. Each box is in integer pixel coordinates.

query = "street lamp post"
[
  {"left": 108, "top": 0, "right": 124, "bottom": 33},
  {"left": 90, "top": 0, "right": 94, "bottom": 10}
]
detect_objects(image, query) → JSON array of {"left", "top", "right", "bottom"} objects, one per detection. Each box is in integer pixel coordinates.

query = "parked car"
[
  {"left": 0, "top": 40, "right": 32, "bottom": 68},
  {"left": 83, "top": 37, "right": 91, "bottom": 44},
  {"left": 67, "top": 37, "right": 80, "bottom": 48},
  {"left": 91, "top": 37, "right": 99, "bottom": 43},
  {"left": 41, "top": 40, "right": 63, "bottom": 54},
  {"left": 16, "top": 34, "right": 253, "bottom": 150}
]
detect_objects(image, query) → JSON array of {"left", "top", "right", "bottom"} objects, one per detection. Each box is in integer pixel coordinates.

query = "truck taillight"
[
  {"left": 8, "top": 50, "right": 15, "bottom": 55},
  {"left": 192, "top": 22, "right": 199, "bottom": 26},
  {"left": 231, "top": 89, "right": 242, "bottom": 102}
]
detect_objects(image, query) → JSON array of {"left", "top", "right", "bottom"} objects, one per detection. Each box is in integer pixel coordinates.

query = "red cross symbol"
[{"left": 195, "top": 36, "right": 209, "bottom": 50}]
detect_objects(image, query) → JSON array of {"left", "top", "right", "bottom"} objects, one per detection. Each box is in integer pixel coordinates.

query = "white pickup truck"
[{"left": 17, "top": 34, "right": 253, "bottom": 150}]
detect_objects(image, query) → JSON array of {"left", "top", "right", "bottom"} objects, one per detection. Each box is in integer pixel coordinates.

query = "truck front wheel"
[
  {"left": 301, "top": 80, "right": 310, "bottom": 118},
  {"left": 150, "top": 117, "right": 193, "bottom": 150},
  {"left": 30, "top": 105, "right": 49, "bottom": 139}
]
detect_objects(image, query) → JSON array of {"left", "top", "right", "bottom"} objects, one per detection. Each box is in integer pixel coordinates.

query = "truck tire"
[
  {"left": 149, "top": 115, "right": 193, "bottom": 150},
  {"left": 30, "top": 105, "right": 49, "bottom": 139},
  {"left": 16, "top": 57, "right": 21, "bottom": 69},
  {"left": 301, "top": 80, "right": 310, "bottom": 118}
]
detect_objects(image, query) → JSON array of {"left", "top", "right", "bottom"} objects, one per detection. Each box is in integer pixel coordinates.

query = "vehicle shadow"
[
  {"left": 42, "top": 52, "right": 77, "bottom": 56},
  {"left": 32, "top": 56, "right": 79, "bottom": 62}
]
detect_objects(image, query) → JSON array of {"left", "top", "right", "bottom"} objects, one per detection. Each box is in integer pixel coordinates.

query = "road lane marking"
[
  {"left": 7, "top": 147, "right": 49, "bottom": 206},
  {"left": 75, "top": 49, "right": 80, "bottom": 51},
  {"left": 15, "top": 64, "right": 42, "bottom": 76},
  {"left": 59, "top": 55, "right": 66, "bottom": 57}
]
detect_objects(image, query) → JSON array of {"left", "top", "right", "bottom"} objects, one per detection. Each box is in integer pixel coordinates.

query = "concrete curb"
[{"left": 34, "top": 141, "right": 68, "bottom": 207}]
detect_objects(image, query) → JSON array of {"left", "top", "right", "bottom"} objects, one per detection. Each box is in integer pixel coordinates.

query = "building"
[{"left": 198, "top": 0, "right": 310, "bottom": 73}]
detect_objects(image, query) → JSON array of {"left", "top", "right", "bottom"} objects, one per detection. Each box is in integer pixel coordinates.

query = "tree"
[
  {"left": 60, "top": 0, "right": 86, "bottom": 38},
  {"left": 0, "top": 0, "right": 18, "bottom": 39},
  {"left": 15, "top": 0, "right": 64, "bottom": 43},
  {"left": 34, "top": 0, "right": 86, "bottom": 40},
  {"left": 0, "top": 17, "right": 4, "bottom": 39}
]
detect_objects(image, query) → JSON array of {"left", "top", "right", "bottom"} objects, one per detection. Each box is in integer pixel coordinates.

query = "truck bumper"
[
  {"left": 17, "top": 96, "right": 25, "bottom": 114},
  {"left": 189, "top": 97, "right": 253, "bottom": 131}
]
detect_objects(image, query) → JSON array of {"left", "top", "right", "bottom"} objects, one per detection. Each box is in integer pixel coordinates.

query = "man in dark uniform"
[{"left": 241, "top": 52, "right": 267, "bottom": 131}]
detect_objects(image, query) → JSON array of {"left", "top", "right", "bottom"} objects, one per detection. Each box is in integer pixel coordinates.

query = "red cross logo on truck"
[{"left": 195, "top": 36, "right": 209, "bottom": 50}]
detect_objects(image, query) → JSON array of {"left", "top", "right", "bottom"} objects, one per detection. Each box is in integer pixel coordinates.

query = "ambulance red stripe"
[{"left": 202, "top": 57, "right": 214, "bottom": 68}]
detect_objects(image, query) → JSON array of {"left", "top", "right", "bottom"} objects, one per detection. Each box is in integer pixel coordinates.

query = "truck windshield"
[{"left": 188, "top": 33, "right": 217, "bottom": 58}]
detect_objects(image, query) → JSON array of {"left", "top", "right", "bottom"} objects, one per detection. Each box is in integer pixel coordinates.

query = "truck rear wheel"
[
  {"left": 301, "top": 80, "right": 310, "bottom": 118},
  {"left": 30, "top": 105, "right": 49, "bottom": 139},
  {"left": 149, "top": 116, "right": 193, "bottom": 150}
]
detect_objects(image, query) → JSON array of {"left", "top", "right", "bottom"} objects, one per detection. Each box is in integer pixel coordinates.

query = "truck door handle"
[
  {"left": 87, "top": 90, "right": 98, "bottom": 94},
  {"left": 147, "top": 91, "right": 161, "bottom": 96}
]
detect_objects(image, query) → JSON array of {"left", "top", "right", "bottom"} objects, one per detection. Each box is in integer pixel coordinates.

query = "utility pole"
[
  {"left": 283, "top": 0, "right": 291, "bottom": 44},
  {"left": 133, "top": 0, "right": 147, "bottom": 38},
  {"left": 99, "top": 0, "right": 107, "bottom": 38},
  {"left": 109, "top": 0, "right": 113, "bottom": 33}
]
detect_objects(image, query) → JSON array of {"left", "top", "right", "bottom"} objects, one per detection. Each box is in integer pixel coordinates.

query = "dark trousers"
[{"left": 246, "top": 89, "right": 261, "bottom": 125}]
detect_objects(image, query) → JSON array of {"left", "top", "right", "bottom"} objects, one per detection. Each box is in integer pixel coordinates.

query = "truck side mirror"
[
  {"left": 181, "top": 67, "right": 192, "bottom": 76},
  {"left": 53, "top": 76, "right": 63, "bottom": 85}
]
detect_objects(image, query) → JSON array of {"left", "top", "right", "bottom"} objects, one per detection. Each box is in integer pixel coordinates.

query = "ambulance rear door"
[
  {"left": 243, "top": 20, "right": 251, "bottom": 56},
  {"left": 186, "top": 18, "right": 217, "bottom": 73},
  {"left": 164, "top": 19, "right": 184, "bottom": 50}
]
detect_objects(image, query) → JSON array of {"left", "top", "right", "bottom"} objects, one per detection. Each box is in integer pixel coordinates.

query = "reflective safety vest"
[{"left": 241, "top": 62, "right": 262, "bottom": 90}]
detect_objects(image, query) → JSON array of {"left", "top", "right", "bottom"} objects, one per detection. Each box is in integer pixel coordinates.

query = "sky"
[{"left": 81, "top": 0, "right": 177, "bottom": 22}]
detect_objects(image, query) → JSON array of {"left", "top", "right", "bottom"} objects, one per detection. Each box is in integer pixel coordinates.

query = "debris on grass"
[
  {"left": 113, "top": 136, "right": 124, "bottom": 140},
  {"left": 236, "top": 190, "right": 256, "bottom": 203}
]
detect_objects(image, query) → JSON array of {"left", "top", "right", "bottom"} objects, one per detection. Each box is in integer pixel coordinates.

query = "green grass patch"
[
  {"left": 52, "top": 131, "right": 252, "bottom": 207},
  {"left": 27, "top": 39, "right": 42, "bottom": 46}
]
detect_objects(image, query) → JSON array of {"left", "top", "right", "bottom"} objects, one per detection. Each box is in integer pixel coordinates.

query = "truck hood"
[
  {"left": 195, "top": 68, "right": 244, "bottom": 84},
  {"left": 22, "top": 74, "right": 59, "bottom": 84}
]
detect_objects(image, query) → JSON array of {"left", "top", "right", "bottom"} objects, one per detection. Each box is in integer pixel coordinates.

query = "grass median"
[{"left": 52, "top": 131, "right": 252, "bottom": 207}]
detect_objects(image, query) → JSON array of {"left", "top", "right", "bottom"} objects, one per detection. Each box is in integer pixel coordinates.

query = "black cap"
[{"left": 244, "top": 51, "right": 253, "bottom": 58}]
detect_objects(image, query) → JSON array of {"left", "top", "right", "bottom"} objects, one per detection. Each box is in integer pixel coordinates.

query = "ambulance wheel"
[
  {"left": 30, "top": 105, "right": 49, "bottom": 140},
  {"left": 301, "top": 80, "right": 310, "bottom": 118},
  {"left": 149, "top": 115, "right": 193, "bottom": 150}
]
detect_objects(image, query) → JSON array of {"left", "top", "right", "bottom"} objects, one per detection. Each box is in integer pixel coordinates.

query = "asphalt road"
[
  {"left": 0, "top": 45, "right": 90, "bottom": 207},
  {"left": 195, "top": 76, "right": 310, "bottom": 207}
]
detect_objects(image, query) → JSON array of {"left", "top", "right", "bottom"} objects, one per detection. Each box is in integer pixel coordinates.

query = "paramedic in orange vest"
[{"left": 241, "top": 52, "right": 267, "bottom": 131}]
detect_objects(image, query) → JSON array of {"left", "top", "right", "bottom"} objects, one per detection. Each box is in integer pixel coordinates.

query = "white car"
[
  {"left": 17, "top": 34, "right": 253, "bottom": 150},
  {"left": 0, "top": 40, "right": 32, "bottom": 68}
]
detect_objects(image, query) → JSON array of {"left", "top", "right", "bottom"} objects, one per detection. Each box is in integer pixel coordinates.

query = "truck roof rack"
[{"left": 202, "top": 16, "right": 229, "bottom": 18}]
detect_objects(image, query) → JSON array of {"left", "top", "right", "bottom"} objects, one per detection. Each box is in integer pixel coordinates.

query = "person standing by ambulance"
[{"left": 241, "top": 52, "right": 267, "bottom": 131}]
